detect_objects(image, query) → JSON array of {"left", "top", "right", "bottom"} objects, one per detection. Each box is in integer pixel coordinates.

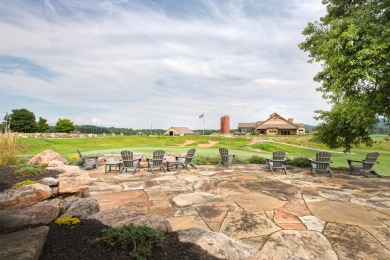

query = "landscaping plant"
[
  {"left": 55, "top": 216, "right": 81, "bottom": 225},
  {"left": 0, "top": 131, "right": 17, "bottom": 166},
  {"left": 89, "top": 224, "right": 165, "bottom": 260},
  {"left": 11, "top": 180, "right": 38, "bottom": 188}
]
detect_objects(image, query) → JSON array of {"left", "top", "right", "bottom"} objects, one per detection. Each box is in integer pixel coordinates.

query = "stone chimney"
[{"left": 288, "top": 118, "right": 294, "bottom": 123}]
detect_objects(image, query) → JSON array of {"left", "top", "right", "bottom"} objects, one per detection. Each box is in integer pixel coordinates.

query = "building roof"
[
  {"left": 238, "top": 123, "right": 257, "bottom": 128},
  {"left": 237, "top": 113, "right": 305, "bottom": 131},
  {"left": 169, "top": 127, "right": 194, "bottom": 134},
  {"left": 256, "top": 124, "right": 298, "bottom": 130}
]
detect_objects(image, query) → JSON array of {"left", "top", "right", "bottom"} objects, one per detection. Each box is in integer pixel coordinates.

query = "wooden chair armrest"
[
  {"left": 311, "top": 160, "right": 332, "bottom": 163},
  {"left": 269, "top": 159, "right": 286, "bottom": 162}
]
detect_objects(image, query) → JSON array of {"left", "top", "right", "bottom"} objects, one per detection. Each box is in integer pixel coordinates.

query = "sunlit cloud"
[{"left": 0, "top": 0, "right": 328, "bottom": 129}]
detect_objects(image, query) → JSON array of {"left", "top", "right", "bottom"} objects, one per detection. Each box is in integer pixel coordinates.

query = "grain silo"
[{"left": 220, "top": 115, "right": 230, "bottom": 134}]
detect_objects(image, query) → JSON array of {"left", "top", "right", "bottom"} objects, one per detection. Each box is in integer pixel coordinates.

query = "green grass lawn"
[{"left": 16, "top": 134, "right": 390, "bottom": 176}]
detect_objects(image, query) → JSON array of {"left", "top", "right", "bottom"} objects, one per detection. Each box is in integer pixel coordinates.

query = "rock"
[
  {"left": 0, "top": 226, "right": 49, "bottom": 260},
  {"left": 258, "top": 230, "right": 338, "bottom": 259},
  {"left": 0, "top": 199, "right": 60, "bottom": 226},
  {"left": 0, "top": 184, "right": 52, "bottom": 209},
  {"left": 40, "top": 177, "right": 59, "bottom": 187},
  {"left": 324, "top": 223, "right": 390, "bottom": 259},
  {"left": 307, "top": 200, "right": 385, "bottom": 227},
  {"left": 58, "top": 172, "right": 91, "bottom": 194},
  {"left": 170, "top": 192, "right": 224, "bottom": 208},
  {"left": 28, "top": 150, "right": 67, "bottom": 165},
  {"left": 299, "top": 215, "right": 326, "bottom": 232},
  {"left": 227, "top": 194, "right": 286, "bottom": 212},
  {"left": 47, "top": 160, "right": 65, "bottom": 167},
  {"left": 241, "top": 180, "right": 301, "bottom": 201},
  {"left": 219, "top": 211, "right": 281, "bottom": 239},
  {"left": 62, "top": 198, "right": 100, "bottom": 218},
  {"left": 177, "top": 228, "right": 256, "bottom": 259},
  {"left": 88, "top": 208, "right": 172, "bottom": 232},
  {"left": 50, "top": 187, "right": 59, "bottom": 197}
]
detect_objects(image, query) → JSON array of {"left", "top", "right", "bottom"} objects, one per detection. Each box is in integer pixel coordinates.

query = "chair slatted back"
[
  {"left": 272, "top": 150, "right": 286, "bottom": 167},
  {"left": 184, "top": 149, "right": 196, "bottom": 165},
  {"left": 316, "top": 152, "right": 331, "bottom": 169},
  {"left": 219, "top": 148, "right": 230, "bottom": 163},
  {"left": 121, "top": 150, "right": 135, "bottom": 167},
  {"left": 152, "top": 150, "right": 165, "bottom": 166},
  {"left": 362, "top": 152, "right": 379, "bottom": 170}
]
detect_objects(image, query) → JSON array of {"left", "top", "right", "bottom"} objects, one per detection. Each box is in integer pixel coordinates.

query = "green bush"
[
  {"left": 14, "top": 164, "right": 48, "bottom": 175},
  {"left": 192, "top": 155, "right": 220, "bottom": 165},
  {"left": 55, "top": 216, "right": 81, "bottom": 225},
  {"left": 12, "top": 180, "right": 38, "bottom": 188},
  {"left": 89, "top": 224, "right": 165, "bottom": 260},
  {"left": 285, "top": 157, "right": 311, "bottom": 167},
  {"left": 247, "top": 155, "right": 267, "bottom": 164}
]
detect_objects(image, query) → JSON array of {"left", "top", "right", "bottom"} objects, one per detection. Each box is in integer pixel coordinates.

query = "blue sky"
[{"left": 0, "top": 0, "right": 327, "bottom": 130}]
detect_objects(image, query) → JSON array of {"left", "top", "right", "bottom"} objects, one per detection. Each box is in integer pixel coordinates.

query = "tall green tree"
[
  {"left": 55, "top": 118, "right": 75, "bottom": 133},
  {"left": 5, "top": 109, "right": 37, "bottom": 133},
  {"left": 299, "top": 0, "right": 390, "bottom": 152},
  {"left": 37, "top": 117, "right": 49, "bottom": 133}
]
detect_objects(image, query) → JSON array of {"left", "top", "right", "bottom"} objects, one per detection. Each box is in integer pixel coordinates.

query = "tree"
[
  {"left": 5, "top": 109, "right": 37, "bottom": 133},
  {"left": 299, "top": 0, "right": 390, "bottom": 151},
  {"left": 37, "top": 117, "right": 49, "bottom": 133},
  {"left": 55, "top": 118, "right": 75, "bottom": 133}
]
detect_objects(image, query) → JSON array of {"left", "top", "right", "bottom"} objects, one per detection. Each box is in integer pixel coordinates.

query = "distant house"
[
  {"left": 237, "top": 113, "right": 306, "bottom": 135},
  {"left": 164, "top": 127, "right": 195, "bottom": 136}
]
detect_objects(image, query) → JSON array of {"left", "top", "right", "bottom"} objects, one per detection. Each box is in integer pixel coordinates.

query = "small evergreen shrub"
[
  {"left": 55, "top": 216, "right": 81, "bottom": 225},
  {"left": 285, "top": 157, "right": 311, "bottom": 167},
  {"left": 12, "top": 180, "right": 38, "bottom": 188},
  {"left": 89, "top": 224, "right": 165, "bottom": 260}
]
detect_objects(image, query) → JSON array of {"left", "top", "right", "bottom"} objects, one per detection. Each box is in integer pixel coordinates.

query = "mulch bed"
[{"left": 0, "top": 166, "right": 219, "bottom": 260}]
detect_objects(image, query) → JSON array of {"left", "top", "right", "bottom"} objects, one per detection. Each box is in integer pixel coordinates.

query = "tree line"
[{"left": 1, "top": 108, "right": 226, "bottom": 135}]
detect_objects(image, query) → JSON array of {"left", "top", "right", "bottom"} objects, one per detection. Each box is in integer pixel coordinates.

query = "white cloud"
[{"left": 0, "top": 0, "right": 328, "bottom": 129}]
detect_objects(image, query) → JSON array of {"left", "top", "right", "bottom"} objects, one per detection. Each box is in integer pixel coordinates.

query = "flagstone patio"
[{"left": 87, "top": 164, "right": 390, "bottom": 259}]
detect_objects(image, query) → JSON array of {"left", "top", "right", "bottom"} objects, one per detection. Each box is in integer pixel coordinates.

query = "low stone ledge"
[{"left": 0, "top": 226, "right": 49, "bottom": 260}]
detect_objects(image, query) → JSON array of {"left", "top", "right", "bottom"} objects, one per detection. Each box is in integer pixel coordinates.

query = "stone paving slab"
[
  {"left": 307, "top": 200, "right": 386, "bottom": 227},
  {"left": 257, "top": 230, "right": 338, "bottom": 259},
  {"left": 86, "top": 164, "right": 390, "bottom": 259},
  {"left": 324, "top": 223, "right": 390, "bottom": 259}
]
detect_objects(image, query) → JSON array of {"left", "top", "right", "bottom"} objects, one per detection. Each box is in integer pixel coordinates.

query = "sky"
[{"left": 0, "top": 0, "right": 329, "bottom": 130}]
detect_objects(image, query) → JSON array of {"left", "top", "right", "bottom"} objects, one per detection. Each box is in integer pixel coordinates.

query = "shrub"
[
  {"left": 247, "top": 155, "right": 267, "bottom": 164},
  {"left": 192, "top": 155, "right": 220, "bottom": 165},
  {"left": 12, "top": 180, "right": 38, "bottom": 188},
  {"left": 89, "top": 224, "right": 165, "bottom": 260},
  {"left": 15, "top": 164, "right": 48, "bottom": 175},
  {"left": 55, "top": 216, "right": 81, "bottom": 225},
  {"left": 69, "top": 155, "right": 79, "bottom": 162},
  {"left": 286, "top": 157, "right": 311, "bottom": 167},
  {"left": 0, "top": 131, "right": 17, "bottom": 166}
]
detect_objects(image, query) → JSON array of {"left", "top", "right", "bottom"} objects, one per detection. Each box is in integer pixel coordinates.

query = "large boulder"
[
  {"left": 58, "top": 172, "right": 91, "bottom": 194},
  {"left": 177, "top": 228, "right": 256, "bottom": 259},
  {"left": 0, "top": 184, "right": 52, "bottom": 209},
  {"left": 0, "top": 199, "right": 60, "bottom": 226},
  {"left": 0, "top": 226, "right": 49, "bottom": 260},
  {"left": 61, "top": 198, "right": 100, "bottom": 218},
  {"left": 88, "top": 208, "right": 172, "bottom": 232},
  {"left": 28, "top": 150, "right": 67, "bottom": 165}
]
